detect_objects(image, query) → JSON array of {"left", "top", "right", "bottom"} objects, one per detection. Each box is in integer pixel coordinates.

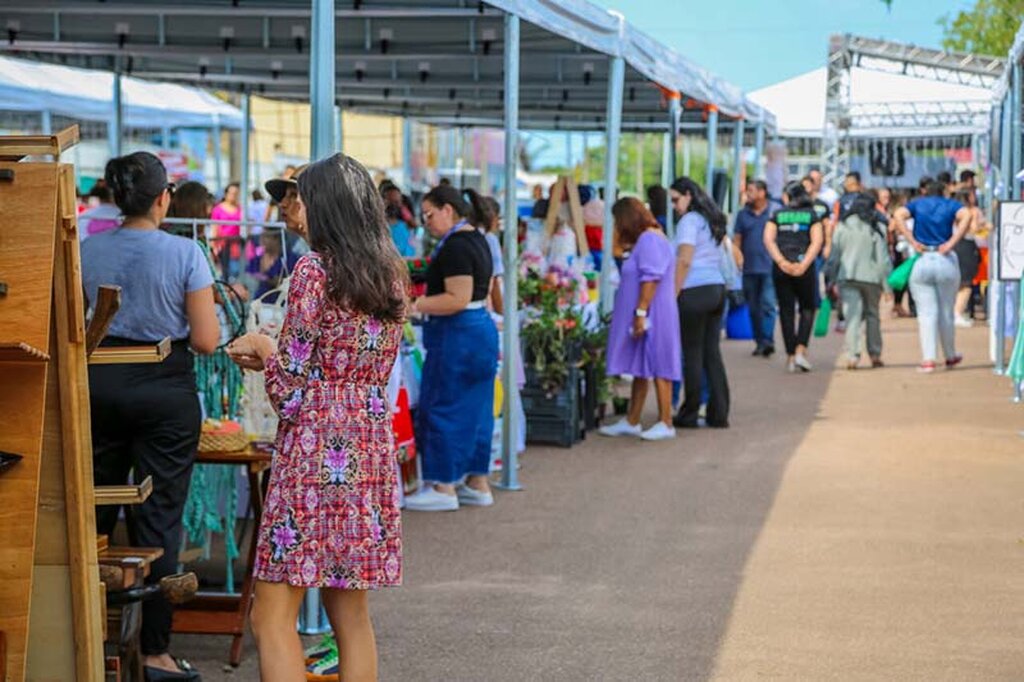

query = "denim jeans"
[
  {"left": 908, "top": 252, "right": 959, "bottom": 362},
  {"left": 742, "top": 272, "right": 777, "bottom": 349}
]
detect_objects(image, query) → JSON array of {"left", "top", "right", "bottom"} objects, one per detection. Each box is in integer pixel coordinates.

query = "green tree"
[{"left": 939, "top": 0, "right": 1024, "bottom": 57}]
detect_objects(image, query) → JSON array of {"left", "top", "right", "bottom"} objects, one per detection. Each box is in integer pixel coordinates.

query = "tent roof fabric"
[
  {"left": 0, "top": 55, "right": 244, "bottom": 129},
  {"left": 0, "top": 0, "right": 773, "bottom": 133},
  {"left": 749, "top": 66, "right": 992, "bottom": 139}
]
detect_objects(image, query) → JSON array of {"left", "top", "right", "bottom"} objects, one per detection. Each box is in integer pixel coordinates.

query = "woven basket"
[{"left": 198, "top": 430, "right": 248, "bottom": 453}]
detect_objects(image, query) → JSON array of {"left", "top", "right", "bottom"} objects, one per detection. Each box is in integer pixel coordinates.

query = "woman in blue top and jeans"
[
  {"left": 891, "top": 180, "right": 971, "bottom": 372},
  {"left": 670, "top": 177, "right": 730, "bottom": 429}
]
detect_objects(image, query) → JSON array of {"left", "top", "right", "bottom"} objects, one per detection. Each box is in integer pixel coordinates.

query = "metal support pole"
[
  {"left": 212, "top": 115, "right": 223, "bottom": 197},
  {"left": 599, "top": 54, "right": 625, "bottom": 314},
  {"left": 161, "top": 125, "right": 172, "bottom": 150},
  {"left": 753, "top": 114, "right": 765, "bottom": 180},
  {"left": 309, "top": 0, "right": 336, "bottom": 158},
  {"left": 1014, "top": 62, "right": 1022, "bottom": 199},
  {"left": 240, "top": 92, "right": 251, "bottom": 222},
  {"left": 668, "top": 94, "right": 680, "bottom": 182},
  {"left": 499, "top": 12, "right": 521, "bottom": 491},
  {"left": 40, "top": 110, "right": 52, "bottom": 135},
  {"left": 731, "top": 118, "right": 745, "bottom": 214},
  {"left": 583, "top": 131, "right": 590, "bottom": 182},
  {"left": 335, "top": 104, "right": 344, "bottom": 153},
  {"left": 997, "top": 97, "right": 1013, "bottom": 374},
  {"left": 109, "top": 71, "right": 123, "bottom": 159},
  {"left": 299, "top": 0, "right": 336, "bottom": 636},
  {"left": 456, "top": 126, "right": 466, "bottom": 188},
  {"left": 705, "top": 107, "right": 719, "bottom": 196},
  {"left": 402, "top": 117, "right": 413, "bottom": 189},
  {"left": 661, "top": 133, "right": 672, "bottom": 238},
  {"left": 565, "top": 131, "right": 573, "bottom": 171}
]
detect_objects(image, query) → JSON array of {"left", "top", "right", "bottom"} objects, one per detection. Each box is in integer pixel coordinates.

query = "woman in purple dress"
[{"left": 599, "top": 198, "right": 681, "bottom": 441}]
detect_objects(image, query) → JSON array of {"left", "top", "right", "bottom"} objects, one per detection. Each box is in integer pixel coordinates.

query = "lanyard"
[{"left": 431, "top": 219, "right": 468, "bottom": 258}]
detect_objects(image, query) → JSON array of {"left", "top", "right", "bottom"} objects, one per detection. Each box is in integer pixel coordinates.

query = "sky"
[
  {"left": 590, "top": 0, "right": 976, "bottom": 92},
  {"left": 529, "top": 0, "right": 976, "bottom": 168}
]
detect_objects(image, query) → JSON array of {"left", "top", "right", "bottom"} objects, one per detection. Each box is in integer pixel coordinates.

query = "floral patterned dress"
[{"left": 253, "top": 254, "right": 403, "bottom": 589}]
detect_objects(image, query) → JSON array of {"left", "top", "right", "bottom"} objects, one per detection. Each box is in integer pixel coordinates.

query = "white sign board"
[{"left": 998, "top": 201, "right": 1024, "bottom": 281}]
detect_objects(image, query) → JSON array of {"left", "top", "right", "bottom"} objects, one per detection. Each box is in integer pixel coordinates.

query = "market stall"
[{"left": 0, "top": 0, "right": 775, "bottom": 673}]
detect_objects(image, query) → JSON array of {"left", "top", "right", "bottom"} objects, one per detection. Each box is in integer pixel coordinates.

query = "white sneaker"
[
  {"left": 456, "top": 484, "right": 494, "bottom": 507},
  {"left": 955, "top": 316, "right": 973, "bottom": 328},
  {"left": 786, "top": 359, "right": 797, "bottom": 373},
  {"left": 404, "top": 487, "right": 459, "bottom": 512},
  {"left": 794, "top": 354, "right": 812, "bottom": 372},
  {"left": 640, "top": 422, "right": 676, "bottom": 441},
  {"left": 598, "top": 418, "right": 643, "bottom": 437}
]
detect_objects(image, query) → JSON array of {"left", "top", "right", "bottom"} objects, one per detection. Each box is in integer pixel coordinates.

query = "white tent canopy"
[
  {"left": 0, "top": 55, "right": 245, "bottom": 130},
  {"left": 749, "top": 66, "right": 992, "bottom": 139}
]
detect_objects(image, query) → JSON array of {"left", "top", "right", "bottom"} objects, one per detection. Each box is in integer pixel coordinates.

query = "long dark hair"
[
  {"left": 105, "top": 151, "right": 167, "bottom": 217},
  {"left": 670, "top": 176, "right": 726, "bottom": 244},
  {"left": 298, "top": 153, "right": 408, "bottom": 322},
  {"left": 168, "top": 181, "right": 213, "bottom": 219},
  {"left": 782, "top": 181, "right": 815, "bottom": 210}
]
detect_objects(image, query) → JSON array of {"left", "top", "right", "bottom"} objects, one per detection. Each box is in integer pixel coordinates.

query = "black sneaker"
[
  {"left": 762, "top": 345, "right": 775, "bottom": 357},
  {"left": 752, "top": 345, "right": 765, "bottom": 357}
]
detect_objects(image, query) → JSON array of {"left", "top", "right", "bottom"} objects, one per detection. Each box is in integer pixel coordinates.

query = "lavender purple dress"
[{"left": 606, "top": 230, "right": 681, "bottom": 381}]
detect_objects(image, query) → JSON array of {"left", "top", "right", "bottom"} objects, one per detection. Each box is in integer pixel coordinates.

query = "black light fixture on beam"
[
  {"left": 258, "top": 83, "right": 266, "bottom": 94},
  {"left": 379, "top": 28, "right": 393, "bottom": 55},
  {"left": 583, "top": 62, "right": 594, "bottom": 86},
  {"left": 355, "top": 60, "right": 366, "bottom": 82},
  {"left": 383, "top": 87, "right": 391, "bottom": 99},
  {"left": 291, "top": 25, "right": 305, "bottom": 54},
  {"left": 271, "top": 60, "right": 282, "bottom": 79},
  {"left": 481, "top": 28, "right": 496, "bottom": 56},
  {"left": 115, "top": 22, "right": 129, "bottom": 49},
  {"left": 448, "top": 88, "right": 456, "bottom": 100},
  {"left": 125, "top": 55, "right": 134, "bottom": 74},
  {"left": 220, "top": 26, "right": 234, "bottom": 52},
  {"left": 5, "top": 20, "right": 18, "bottom": 45},
  {"left": 198, "top": 57, "right": 209, "bottom": 78},
  {"left": 562, "top": 88, "right": 569, "bottom": 102},
  {"left": 418, "top": 61, "right": 430, "bottom": 83}
]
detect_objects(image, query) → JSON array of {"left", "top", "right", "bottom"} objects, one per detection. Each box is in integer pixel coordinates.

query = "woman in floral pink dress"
[{"left": 227, "top": 153, "right": 407, "bottom": 681}]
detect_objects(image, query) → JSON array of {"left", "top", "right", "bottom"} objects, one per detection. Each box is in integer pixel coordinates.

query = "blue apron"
[{"left": 416, "top": 307, "right": 499, "bottom": 484}]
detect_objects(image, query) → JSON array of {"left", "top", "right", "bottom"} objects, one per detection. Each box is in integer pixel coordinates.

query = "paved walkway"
[{"left": 190, "top": 318, "right": 1024, "bottom": 680}]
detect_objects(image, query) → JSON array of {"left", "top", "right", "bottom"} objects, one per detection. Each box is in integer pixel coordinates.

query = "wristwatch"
[{"left": 634, "top": 308, "right": 648, "bottom": 318}]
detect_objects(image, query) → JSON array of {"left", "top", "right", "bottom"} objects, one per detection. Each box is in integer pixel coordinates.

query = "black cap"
[{"left": 264, "top": 164, "right": 308, "bottom": 203}]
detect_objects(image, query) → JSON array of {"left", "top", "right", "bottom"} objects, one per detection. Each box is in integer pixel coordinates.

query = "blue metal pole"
[
  {"left": 212, "top": 115, "right": 223, "bottom": 197},
  {"left": 499, "top": 12, "right": 522, "bottom": 491},
  {"left": 299, "top": 0, "right": 336, "bottom": 636},
  {"left": 309, "top": 0, "right": 336, "bottom": 158},
  {"left": 754, "top": 113, "right": 765, "bottom": 181},
  {"left": 705, "top": 107, "right": 719, "bottom": 196},
  {"left": 109, "top": 72, "right": 123, "bottom": 158},
  {"left": 241, "top": 92, "right": 251, "bottom": 223},
  {"left": 41, "top": 110, "right": 52, "bottom": 135},
  {"left": 600, "top": 55, "right": 625, "bottom": 314},
  {"left": 402, "top": 118, "right": 413, "bottom": 189},
  {"left": 667, "top": 94, "right": 679, "bottom": 238},
  {"left": 731, "top": 118, "right": 745, "bottom": 214},
  {"left": 997, "top": 96, "right": 1013, "bottom": 374}
]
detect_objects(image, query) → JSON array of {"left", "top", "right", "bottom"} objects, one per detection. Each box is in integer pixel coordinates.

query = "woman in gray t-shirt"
[{"left": 81, "top": 151, "right": 218, "bottom": 680}]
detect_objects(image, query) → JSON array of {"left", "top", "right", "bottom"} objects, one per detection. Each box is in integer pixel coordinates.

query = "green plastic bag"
[
  {"left": 813, "top": 296, "right": 832, "bottom": 338},
  {"left": 887, "top": 253, "right": 919, "bottom": 291}
]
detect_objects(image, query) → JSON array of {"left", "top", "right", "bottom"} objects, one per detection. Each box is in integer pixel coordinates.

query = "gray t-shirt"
[{"left": 81, "top": 227, "right": 214, "bottom": 342}]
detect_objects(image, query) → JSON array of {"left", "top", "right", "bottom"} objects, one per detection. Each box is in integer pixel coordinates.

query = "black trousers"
[
  {"left": 773, "top": 266, "right": 817, "bottom": 355},
  {"left": 90, "top": 338, "right": 200, "bottom": 656},
  {"left": 677, "top": 284, "right": 730, "bottom": 426}
]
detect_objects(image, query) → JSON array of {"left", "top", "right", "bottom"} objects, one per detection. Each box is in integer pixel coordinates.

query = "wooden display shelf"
[
  {"left": 0, "top": 341, "right": 50, "bottom": 362},
  {"left": 88, "top": 338, "right": 171, "bottom": 365},
  {"left": 0, "top": 127, "right": 79, "bottom": 162},
  {"left": 94, "top": 475, "right": 153, "bottom": 506}
]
